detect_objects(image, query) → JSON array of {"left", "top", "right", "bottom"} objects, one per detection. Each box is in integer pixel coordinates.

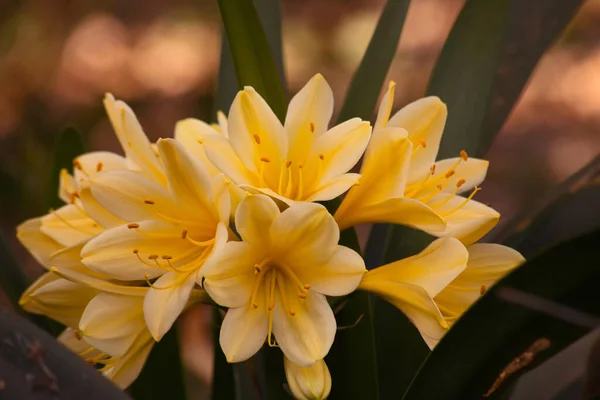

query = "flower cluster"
[{"left": 17, "top": 75, "right": 524, "bottom": 398}]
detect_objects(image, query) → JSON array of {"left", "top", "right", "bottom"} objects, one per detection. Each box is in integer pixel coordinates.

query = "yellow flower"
[
  {"left": 359, "top": 237, "right": 523, "bottom": 348},
  {"left": 284, "top": 356, "right": 331, "bottom": 400},
  {"left": 201, "top": 194, "right": 366, "bottom": 366},
  {"left": 198, "top": 74, "right": 372, "bottom": 205},
  {"left": 335, "top": 83, "right": 499, "bottom": 244},
  {"left": 81, "top": 138, "right": 230, "bottom": 341}
]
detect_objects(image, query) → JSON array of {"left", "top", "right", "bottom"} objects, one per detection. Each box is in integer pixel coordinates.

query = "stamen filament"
[
  {"left": 50, "top": 209, "right": 97, "bottom": 235},
  {"left": 267, "top": 271, "right": 277, "bottom": 347},
  {"left": 441, "top": 186, "right": 481, "bottom": 217},
  {"left": 297, "top": 165, "right": 304, "bottom": 200}
]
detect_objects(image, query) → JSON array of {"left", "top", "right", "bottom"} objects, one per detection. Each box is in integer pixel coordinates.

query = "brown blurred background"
[{"left": 1, "top": 0, "right": 600, "bottom": 394}]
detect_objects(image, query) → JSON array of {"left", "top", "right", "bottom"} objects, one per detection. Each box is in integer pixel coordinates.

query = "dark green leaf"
[
  {"left": 48, "top": 126, "right": 85, "bottom": 209},
  {"left": 0, "top": 307, "right": 129, "bottom": 399},
  {"left": 213, "top": 0, "right": 286, "bottom": 118},
  {"left": 217, "top": 0, "right": 287, "bottom": 121},
  {"left": 337, "top": 0, "right": 410, "bottom": 123},
  {"left": 429, "top": 0, "right": 582, "bottom": 159},
  {"left": 212, "top": 309, "right": 236, "bottom": 400},
  {"left": 130, "top": 326, "right": 186, "bottom": 399},
  {"left": 403, "top": 230, "right": 600, "bottom": 399},
  {"left": 264, "top": 346, "right": 288, "bottom": 399}
]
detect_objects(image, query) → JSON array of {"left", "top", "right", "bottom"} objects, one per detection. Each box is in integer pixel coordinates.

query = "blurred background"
[{"left": 1, "top": 0, "right": 599, "bottom": 395}]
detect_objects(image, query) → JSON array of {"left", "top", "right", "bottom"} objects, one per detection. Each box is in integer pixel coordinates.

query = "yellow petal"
[
  {"left": 217, "top": 110, "right": 229, "bottom": 138},
  {"left": 103, "top": 331, "right": 155, "bottom": 389},
  {"left": 365, "top": 237, "right": 468, "bottom": 298},
  {"left": 272, "top": 288, "right": 335, "bottom": 367},
  {"left": 427, "top": 194, "right": 500, "bottom": 244},
  {"left": 435, "top": 244, "right": 524, "bottom": 319},
  {"left": 374, "top": 81, "right": 396, "bottom": 131},
  {"left": 202, "top": 242, "right": 260, "bottom": 308},
  {"left": 103, "top": 94, "right": 165, "bottom": 185},
  {"left": 157, "top": 138, "right": 216, "bottom": 219},
  {"left": 284, "top": 356, "right": 332, "bottom": 400},
  {"left": 388, "top": 96, "right": 447, "bottom": 182},
  {"left": 41, "top": 204, "right": 103, "bottom": 247},
  {"left": 305, "top": 173, "right": 361, "bottom": 202},
  {"left": 202, "top": 134, "right": 253, "bottom": 185},
  {"left": 359, "top": 280, "right": 447, "bottom": 349},
  {"left": 17, "top": 217, "right": 63, "bottom": 268},
  {"left": 78, "top": 186, "right": 125, "bottom": 229},
  {"left": 271, "top": 203, "right": 339, "bottom": 265},
  {"left": 81, "top": 220, "right": 202, "bottom": 280},
  {"left": 73, "top": 151, "right": 128, "bottom": 183},
  {"left": 235, "top": 194, "right": 279, "bottom": 246},
  {"left": 306, "top": 118, "right": 371, "bottom": 187},
  {"left": 220, "top": 301, "right": 269, "bottom": 363},
  {"left": 20, "top": 273, "right": 97, "bottom": 327},
  {"left": 211, "top": 174, "right": 233, "bottom": 224},
  {"left": 285, "top": 73, "right": 333, "bottom": 164},
  {"left": 143, "top": 271, "right": 197, "bottom": 341},
  {"left": 80, "top": 292, "right": 146, "bottom": 355},
  {"left": 90, "top": 170, "right": 177, "bottom": 222},
  {"left": 228, "top": 87, "right": 287, "bottom": 174},
  {"left": 59, "top": 169, "right": 77, "bottom": 204},
  {"left": 294, "top": 246, "right": 366, "bottom": 296},
  {"left": 174, "top": 118, "right": 223, "bottom": 176},
  {"left": 336, "top": 197, "right": 445, "bottom": 232}
]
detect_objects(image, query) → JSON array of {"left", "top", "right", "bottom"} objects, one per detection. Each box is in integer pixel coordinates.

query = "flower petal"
[
  {"left": 271, "top": 203, "right": 339, "bottom": 265},
  {"left": 40, "top": 204, "right": 103, "bottom": 247},
  {"left": 272, "top": 288, "right": 336, "bottom": 367},
  {"left": 211, "top": 174, "right": 232, "bottom": 224},
  {"left": 359, "top": 280, "right": 447, "bottom": 349},
  {"left": 104, "top": 332, "right": 155, "bottom": 389},
  {"left": 285, "top": 74, "right": 333, "bottom": 164},
  {"left": 374, "top": 81, "right": 396, "bottom": 131},
  {"left": 78, "top": 186, "right": 125, "bottom": 229},
  {"left": 143, "top": 271, "right": 197, "bottom": 341},
  {"left": 202, "top": 134, "right": 253, "bottom": 185},
  {"left": 175, "top": 118, "right": 223, "bottom": 176},
  {"left": 103, "top": 94, "right": 165, "bottom": 185},
  {"left": 157, "top": 138, "right": 216, "bottom": 218},
  {"left": 366, "top": 237, "right": 468, "bottom": 298},
  {"left": 20, "top": 273, "right": 97, "bottom": 327},
  {"left": 202, "top": 241, "right": 261, "bottom": 308},
  {"left": 427, "top": 194, "right": 500, "bottom": 244},
  {"left": 388, "top": 96, "right": 447, "bottom": 182},
  {"left": 59, "top": 169, "right": 77, "bottom": 203},
  {"left": 81, "top": 220, "right": 202, "bottom": 281},
  {"left": 336, "top": 196, "right": 445, "bottom": 232},
  {"left": 73, "top": 151, "right": 128, "bottom": 183},
  {"left": 89, "top": 170, "right": 177, "bottom": 222},
  {"left": 294, "top": 245, "right": 365, "bottom": 296},
  {"left": 219, "top": 302, "right": 269, "bottom": 363},
  {"left": 228, "top": 87, "right": 287, "bottom": 174},
  {"left": 235, "top": 194, "right": 279, "bottom": 246},
  {"left": 305, "top": 173, "right": 361, "bottom": 202},
  {"left": 307, "top": 118, "right": 371, "bottom": 186},
  {"left": 80, "top": 292, "right": 146, "bottom": 355},
  {"left": 17, "top": 217, "right": 63, "bottom": 268}
]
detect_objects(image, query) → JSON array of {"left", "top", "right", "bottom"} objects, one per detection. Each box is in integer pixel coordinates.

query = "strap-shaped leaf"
[
  {"left": 403, "top": 230, "right": 600, "bottom": 399},
  {"left": 217, "top": 0, "right": 287, "bottom": 121},
  {"left": 337, "top": 0, "right": 410, "bottom": 123}
]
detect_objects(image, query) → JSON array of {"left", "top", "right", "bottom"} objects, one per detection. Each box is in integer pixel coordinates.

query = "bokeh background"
[{"left": 1, "top": 0, "right": 599, "bottom": 395}]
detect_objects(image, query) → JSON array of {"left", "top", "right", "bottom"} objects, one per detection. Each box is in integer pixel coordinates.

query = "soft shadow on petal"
[
  {"left": 305, "top": 173, "right": 361, "bottom": 202},
  {"left": 234, "top": 194, "right": 279, "bottom": 246},
  {"left": 175, "top": 118, "right": 223, "bottom": 177}
]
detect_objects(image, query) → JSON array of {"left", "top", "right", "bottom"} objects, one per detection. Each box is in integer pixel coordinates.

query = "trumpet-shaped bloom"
[
  {"left": 202, "top": 194, "right": 366, "bottom": 366},
  {"left": 335, "top": 83, "right": 499, "bottom": 244},
  {"left": 81, "top": 138, "right": 230, "bottom": 341},
  {"left": 359, "top": 238, "right": 524, "bottom": 348},
  {"left": 284, "top": 356, "right": 332, "bottom": 400},
  {"left": 199, "top": 74, "right": 371, "bottom": 204}
]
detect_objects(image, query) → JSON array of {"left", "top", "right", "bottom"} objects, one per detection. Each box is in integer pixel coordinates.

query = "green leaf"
[
  {"left": 491, "top": 154, "right": 600, "bottom": 248},
  {"left": 212, "top": 309, "right": 236, "bottom": 400},
  {"left": 326, "top": 228, "right": 379, "bottom": 399},
  {"left": 130, "top": 326, "right": 186, "bottom": 399},
  {"left": 403, "top": 229, "right": 600, "bottom": 399},
  {"left": 213, "top": 0, "right": 286, "bottom": 118},
  {"left": 217, "top": 0, "right": 287, "bottom": 121},
  {"left": 429, "top": 0, "right": 582, "bottom": 159},
  {"left": 48, "top": 126, "right": 85, "bottom": 209},
  {"left": 337, "top": 0, "right": 410, "bottom": 123}
]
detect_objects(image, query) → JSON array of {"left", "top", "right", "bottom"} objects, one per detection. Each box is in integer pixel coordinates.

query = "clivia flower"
[
  {"left": 197, "top": 74, "right": 372, "bottom": 205},
  {"left": 335, "top": 83, "right": 499, "bottom": 244},
  {"left": 201, "top": 194, "right": 366, "bottom": 366}
]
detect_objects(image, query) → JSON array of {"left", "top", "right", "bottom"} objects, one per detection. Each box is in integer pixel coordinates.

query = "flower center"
[
  {"left": 249, "top": 259, "right": 310, "bottom": 346},
  {"left": 404, "top": 149, "right": 481, "bottom": 217}
]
